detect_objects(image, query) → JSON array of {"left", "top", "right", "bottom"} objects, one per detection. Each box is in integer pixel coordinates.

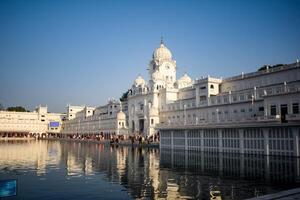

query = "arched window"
[{"left": 210, "top": 84, "right": 214, "bottom": 89}]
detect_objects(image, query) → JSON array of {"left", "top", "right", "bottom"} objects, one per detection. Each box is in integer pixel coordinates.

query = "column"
[
  {"left": 293, "top": 127, "right": 299, "bottom": 157},
  {"left": 200, "top": 129, "right": 204, "bottom": 152},
  {"left": 218, "top": 129, "right": 223, "bottom": 153},
  {"left": 195, "top": 87, "right": 200, "bottom": 107},
  {"left": 159, "top": 131, "right": 162, "bottom": 149},
  {"left": 185, "top": 130, "right": 188, "bottom": 150},
  {"left": 240, "top": 154, "right": 245, "bottom": 178},
  {"left": 171, "top": 131, "right": 174, "bottom": 149},
  {"left": 219, "top": 152, "right": 223, "bottom": 177},
  {"left": 185, "top": 149, "right": 188, "bottom": 168},
  {"left": 263, "top": 128, "right": 269, "bottom": 156},
  {"left": 239, "top": 129, "right": 244, "bottom": 154},
  {"left": 264, "top": 153, "right": 270, "bottom": 183}
]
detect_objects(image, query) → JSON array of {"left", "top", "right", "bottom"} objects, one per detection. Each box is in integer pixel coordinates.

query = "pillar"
[
  {"left": 185, "top": 130, "right": 188, "bottom": 150},
  {"left": 218, "top": 129, "right": 223, "bottom": 153},
  {"left": 240, "top": 154, "right": 245, "bottom": 178},
  {"left": 171, "top": 131, "right": 174, "bottom": 149},
  {"left": 264, "top": 153, "right": 270, "bottom": 183},
  {"left": 195, "top": 87, "right": 200, "bottom": 107},
  {"left": 219, "top": 152, "right": 223, "bottom": 177},
  {"left": 263, "top": 128, "right": 269, "bottom": 156},
  {"left": 293, "top": 127, "right": 299, "bottom": 157},
  {"left": 239, "top": 129, "right": 244, "bottom": 154},
  {"left": 200, "top": 129, "right": 204, "bottom": 152}
]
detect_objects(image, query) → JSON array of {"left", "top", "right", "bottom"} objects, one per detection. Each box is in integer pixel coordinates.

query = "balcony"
[
  {"left": 257, "top": 115, "right": 281, "bottom": 122},
  {"left": 135, "top": 109, "right": 144, "bottom": 117},
  {"left": 286, "top": 114, "right": 300, "bottom": 122}
]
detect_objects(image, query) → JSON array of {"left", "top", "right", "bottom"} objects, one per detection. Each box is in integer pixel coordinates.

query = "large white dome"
[{"left": 152, "top": 43, "right": 172, "bottom": 60}]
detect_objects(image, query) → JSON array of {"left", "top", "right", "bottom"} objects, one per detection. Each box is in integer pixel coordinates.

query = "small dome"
[
  {"left": 134, "top": 75, "right": 146, "bottom": 86},
  {"left": 175, "top": 73, "right": 193, "bottom": 89},
  {"left": 153, "top": 43, "right": 172, "bottom": 60},
  {"left": 117, "top": 111, "right": 126, "bottom": 120},
  {"left": 177, "top": 73, "right": 192, "bottom": 83}
]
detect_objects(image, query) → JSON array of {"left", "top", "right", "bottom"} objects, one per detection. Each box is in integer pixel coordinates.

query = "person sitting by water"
[
  {"left": 146, "top": 136, "right": 150, "bottom": 144},
  {"left": 110, "top": 138, "right": 115, "bottom": 144}
]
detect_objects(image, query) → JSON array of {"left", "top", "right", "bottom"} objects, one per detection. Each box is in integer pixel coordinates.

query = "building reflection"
[
  {"left": 0, "top": 140, "right": 61, "bottom": 175},
  {"left": 1, "top": 141, "right": 300, "bottom": 199},
  {"left": 160, "top": 149, "right": 300, "bottom": 199},
  {"left": 160, "top": 149, "right": 300, "bottom": 184}
]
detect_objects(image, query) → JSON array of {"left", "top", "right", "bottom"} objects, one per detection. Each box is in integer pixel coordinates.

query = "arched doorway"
[
  {"left": 131, "top": 120, "right": 135, "bottom": 133},
  {"left": 139, "top": 119, "right": 144, "bottom": 134}
]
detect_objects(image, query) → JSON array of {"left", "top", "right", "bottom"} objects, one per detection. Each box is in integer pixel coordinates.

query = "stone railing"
[
  {"left": 160, "top": 116, "right": 262, "bottom": 128},
  {"left": 223, "top": 62, "right": 299, "bottom": 82}
]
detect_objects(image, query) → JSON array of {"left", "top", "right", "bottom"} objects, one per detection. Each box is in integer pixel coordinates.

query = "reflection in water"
[
  {"left": 160, "top": 149, "right": 300, "bottom": 199},
  {"left": 0, "top": 140, "right": 299, "bottom": 199}
]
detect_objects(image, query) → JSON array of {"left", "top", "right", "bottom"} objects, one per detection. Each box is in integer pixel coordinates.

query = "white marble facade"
[
  {"left": 1, "top": 40, "right": 299, "bottom": 137},
  {"left": 128, "top": 41, "right": 300, "bottom": 137}
]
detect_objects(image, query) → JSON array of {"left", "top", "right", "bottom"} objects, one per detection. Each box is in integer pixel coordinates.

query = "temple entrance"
[
  {"left": 139, "top": 119, "right": 144, "bottom": 134},
  {"left": 280, "top": 104, "right": 288, "bottom": 123}
]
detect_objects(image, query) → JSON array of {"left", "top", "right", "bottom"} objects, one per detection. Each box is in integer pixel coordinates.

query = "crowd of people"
[
  {"left": 1, "top": 131, "right": 160, "bottom": 147},
  {"left": 128, "top": 133, "right": 160, "bottom": 145},
  {"left": 48, "top": 132, "right": 160, "bottom": 146}
]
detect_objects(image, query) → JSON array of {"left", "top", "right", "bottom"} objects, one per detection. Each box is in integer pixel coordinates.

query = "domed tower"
[{"left": 148, "top": 39, "right": 177, "bottom": 91}]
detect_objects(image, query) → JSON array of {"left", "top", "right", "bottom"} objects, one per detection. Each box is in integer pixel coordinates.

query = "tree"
[
  {"left": 258, "top": 65, "right": 268, "bottom": 71},
  {"left": 120, "top": 90, "right": 129, "bottom": 102},
  {"left": 6, "top": 106, "right": 28, "bottom": 112},
  {"left": 258, "top": 64, "right": 284, "bottom": 71}
]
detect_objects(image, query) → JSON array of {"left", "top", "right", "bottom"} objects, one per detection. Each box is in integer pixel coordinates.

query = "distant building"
[
  {"left": 62, "top": 99, "right": 128, "bottom": 138},
  {"left": 0, "top": 105, "right": 66, "bottom": 137}
]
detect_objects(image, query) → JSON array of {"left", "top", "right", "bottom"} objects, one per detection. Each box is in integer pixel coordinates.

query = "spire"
[{"left": 160, "top": 36, "right": 164, "bottom": 45}]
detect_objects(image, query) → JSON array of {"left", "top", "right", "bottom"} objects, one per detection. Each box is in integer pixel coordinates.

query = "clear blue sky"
[{"left": 0, "top": 0, "right": 299, "bottom": 112}]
